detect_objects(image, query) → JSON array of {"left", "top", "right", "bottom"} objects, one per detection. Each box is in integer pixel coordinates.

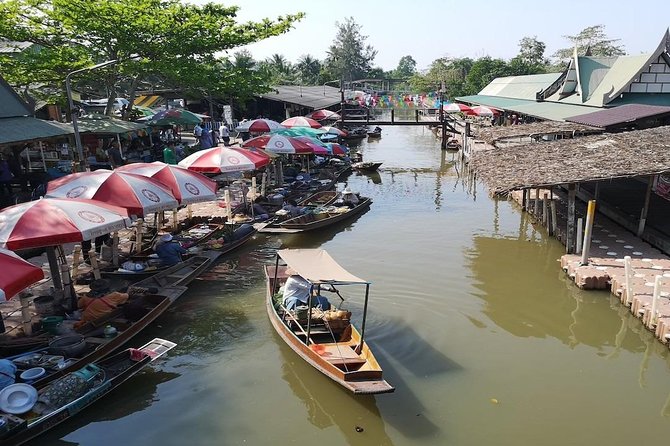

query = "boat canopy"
[{"left": 278, "top": 249, "right": 369, "bottom": 285}]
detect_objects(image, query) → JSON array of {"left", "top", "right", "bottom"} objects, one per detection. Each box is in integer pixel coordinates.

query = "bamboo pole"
[
  {"left": 88, "top": 250, "right": 101, "bottom": 280},
  {"left": 648, "top": 275, "right": 662, "bottom": 328},
  {"left": 224, "top": 189, "right": 232, "bottom": 222},
  {"left": 19, "top": 292, "right": 32, "bottom": 336},
  {"left": 135, "top": 218, "right": 144, "bottom": 254},
  {"left": 580, "top": 200, "right": 596, "bottom": 265},
  {"left": 576, "top": 218, "right": 583, "bottom": 255},
  {"left": 71, "top": 244, "right": 82, "bottom": 279}
]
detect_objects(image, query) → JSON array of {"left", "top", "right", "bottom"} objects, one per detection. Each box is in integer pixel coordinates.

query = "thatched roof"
[
  {"left": 474, "top": 121, "right": 602, "bottom": 146},
  {"left": 470, "top": 125, "right": 670, "bottom": 194}
]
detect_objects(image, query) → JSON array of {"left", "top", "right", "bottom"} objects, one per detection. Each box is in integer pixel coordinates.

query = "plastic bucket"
[
  {"left": 41, "top": 316, "right": 63, "bottom": 334},
  {"left": 33, "top": 296, "right": 55, "bottom": 316}
]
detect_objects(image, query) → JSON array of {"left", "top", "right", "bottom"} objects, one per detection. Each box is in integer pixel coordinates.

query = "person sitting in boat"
[
  {"left": 73, "top": 279, "right": 130, "bottom": 329},
  {"left": 281, "top": 199, "right": 305, "bottom": 218},
  {"left": 251, "top": 196, "right": 270, "bottom": 221},
  {"left": 292, "top": 169, "right": 312, "bottom": 189},
  {"left": 282, "top": 268, "right": 331, "bottom": 311},
  {"left": 336, "top": 187, "right": 359, "bottom": 208},
  {"left": 155, "top": 233, "right": 188, "bottom": 267},
  {"left": 373, "top": 126, "right": 382, "bottom": 133}
]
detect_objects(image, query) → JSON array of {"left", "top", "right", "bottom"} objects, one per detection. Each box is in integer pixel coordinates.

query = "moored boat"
[
  {"left": 264, "top": 249, "right": 394, "bottom": 394},
  {"left": 0, "top": 338, "right": 176, "bottom": 446},
  {"left": 351, "top": 161, "right": 382, "bottom": 172},
  {"left": 278, "top": 197, "right": 371, "bottom": 233}
]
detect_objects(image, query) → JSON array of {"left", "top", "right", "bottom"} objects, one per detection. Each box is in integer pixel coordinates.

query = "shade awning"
[
  {"left": 0, "top": 116, "right": 74, "bottom": 145},
  {"left": 76, "top": 115, "right": 148, "bottom": 135},
  {"left": 278, "top": 249, "right": 368, "bottom": 285}
]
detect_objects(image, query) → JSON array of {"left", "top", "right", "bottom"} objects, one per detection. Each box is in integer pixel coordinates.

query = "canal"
[{"left": 37, "top": 125, "right": 670, "bottom": 445}]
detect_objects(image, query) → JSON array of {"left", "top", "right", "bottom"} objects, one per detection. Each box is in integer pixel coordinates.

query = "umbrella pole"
[
  {"left": 135, "top": 218, "right": 144, "bottom": 253},
  {"left": 60, "top": 263, "right": 76, "bottom": 311},
  {"left": 261, "top": 172, "right": 267, "bottom": 197},
  {"left": 112, "top": 232, "right": 120, "bottom": 267},
  {"left": 71, "top": 244, "right": 82, "bottom": 280},
  {"left": 172, "top": 209, "right": 178, "bottom": 230},
  {"left": 19, "top": 291, "right": 32, "bottom": 336},
  {"left": 88, "top": 250, "right": 101, "bottom": 280},
  {"left": 46, "top": 246, "right": 63, "bottom": 292},
  {"left": 224, "top": 189, "right": 232, "bottom": 222}
]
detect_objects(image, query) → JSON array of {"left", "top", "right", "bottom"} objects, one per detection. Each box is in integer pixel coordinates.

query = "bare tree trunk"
[{"left": 123, "top": 75, "right": 141, "bottom": 120}]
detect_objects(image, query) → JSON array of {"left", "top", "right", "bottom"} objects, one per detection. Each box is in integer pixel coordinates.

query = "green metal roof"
[
  {"left": 456, "top": 95, "right": 603, "bottom": 121},
  {"left": 478, "top": 73, "right": 562, "bottom": 100},
  {"left": 0, "top": 75, "right": 31, "bottom": 118},
  {"left": 0, "top": 116, "right": 73, "bottom": 145},
  {"left": 76, "top": 115, "right": 148, "bottom": 134}
]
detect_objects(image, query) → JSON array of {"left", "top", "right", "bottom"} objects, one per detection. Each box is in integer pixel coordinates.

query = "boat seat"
[{"left": 317, "top": 344, "right": 366, "bottom": 367}]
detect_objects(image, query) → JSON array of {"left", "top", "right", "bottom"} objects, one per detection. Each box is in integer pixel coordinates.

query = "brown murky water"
[{"left": 36, "top": 125, "right": 670, "bottom": 445}]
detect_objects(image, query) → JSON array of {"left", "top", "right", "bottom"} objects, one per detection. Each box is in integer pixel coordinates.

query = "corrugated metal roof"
[
  {"left": 0, "top": 40, "right": 33, "bottom": 54},
  {"left": 0, "top": 75, "right": 31, "bottom": 118},
  {"left": 478, "top": 73, "right": 562, "bottom": 100},
  {"left": 257, "top": 85, "right": 341, "bottom": 110},
  {"left": 456, "top": 95, "right": 602, "bottom": 121},
  {"left": 565, "top": 104, "right": 670, "bottom": 128},
  {"left": 0, "top": 117, "right": 73, "bottom": 145}
]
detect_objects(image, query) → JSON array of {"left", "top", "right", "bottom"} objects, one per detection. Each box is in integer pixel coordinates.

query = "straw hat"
[{"left": 342, "top": 187, "right": 353, "bottom": 194}]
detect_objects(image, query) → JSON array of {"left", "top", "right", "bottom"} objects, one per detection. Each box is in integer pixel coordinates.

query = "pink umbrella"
[
  {"left": 470, "top": 105, "right": 500, "bottom": 117},
  {"left": 242, "top": 135, "right": 314, "bottom": 154},
  {"left": 306, "top": 110, "right": 341, "bottom": 121},
  {"left": 178, "top": 146, "right": 271, "bottom": 173},
  {"left": 117, "top": 162, "right": 217, "bottom": 205},
  {"left": 324, "top": 143, "right": 348, "bottom": 156},
  {"left": 235, "top": 118, "right": 284, "bottom": 133},
  {"left": 46, "top": 170, "right": 179, "bottom": 217},
  {"left": 442, "top": 103, "right": 474, "bottom": 114},
  {"left": 0, "top": 198, "right": 131, "bottom": 250},
  {"left": 0, "top": 248, "right": 44, "bottom": 301},
  {"left": 294, "top": 136, "right": 329, "bottom": 155},
  {"left": 281, "top": 116, "right": 322, "bottom": 129}
]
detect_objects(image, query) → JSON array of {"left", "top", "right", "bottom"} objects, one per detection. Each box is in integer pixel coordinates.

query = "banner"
[{"left": 653, "top": 174, "right": 670, "bottom": 201}]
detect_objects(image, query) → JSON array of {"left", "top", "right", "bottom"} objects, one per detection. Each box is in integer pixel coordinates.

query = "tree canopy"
[
  {"left": 322, "top": 17, "right": 377, "bottom": 82},
  {"left": 553, "top": 25, "right": 626, "bottom": 60},
  {"left": 0, "top": 0, "right": 302, "bottom": 114}
]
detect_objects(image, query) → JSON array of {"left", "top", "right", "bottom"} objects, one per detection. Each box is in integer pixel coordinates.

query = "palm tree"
[{"left": 296, "top": 54, "right": 322, "bottom": 85}]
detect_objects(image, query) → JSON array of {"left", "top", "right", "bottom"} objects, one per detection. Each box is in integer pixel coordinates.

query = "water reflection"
[
  {"left": 278, "top": 340, "right": 394, "bottom": 446},
  {"left": 32, "top": 369, "right": 179, "bottom": 446},
  {"left": 355, "top": 170, "right": 382, "bottom": 184}
]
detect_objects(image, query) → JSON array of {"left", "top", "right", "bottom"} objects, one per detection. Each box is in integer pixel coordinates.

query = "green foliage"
[
  {"left": 0, "top": 0, "right": 303, "bottom": 113},
  {"left": 465, "top": 57, "right": 510, "bottom": 94},
  {"left": 295, "top": 55, "right": 322, "bottom": 85},
  {"left": 392, "top": 55, "right": 417, "bottom": 79},
  {"left": 410, "top": 57, "right": 474, "bottom": 97},
  {"left": 553, "top": 25, "right": 626, "bottom": 60},
  {"left": 322, "top": 17, "right": 377, "bottom": 82}
]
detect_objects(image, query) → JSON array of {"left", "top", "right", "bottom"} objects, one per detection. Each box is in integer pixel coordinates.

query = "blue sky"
[{"left": 215, "top": 0, "right": 669, "bottom": 71}]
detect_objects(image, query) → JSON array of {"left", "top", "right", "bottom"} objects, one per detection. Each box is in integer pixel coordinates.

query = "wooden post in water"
[
  {"left": 624, "top": 256, "right": 633, "bottom": 306},
  {"left": 580, "top": 200, "right": 596, "bottom": 265},
  {"left": 637, "top": 176, "right": 653, "bottom": 236},
  {"left": 542, "top": 193, "right": 549, "bottom": 226},
  {"left": 522, "top": 189, "right": 527, "bottom": 211},
  {"left": 550, "top": 200, "right": 557, "bottom": 236},
  {"left": 533, "top": 189, "right": 540, "bottom": 218},
  {"left": 576, "top": 218, "right": 583, "bottom": 255},
  {"left": 566, "top": 183, "right": 576, "bottom": 253},
  {"left": 649, "top": 275, "right": 662, "bottom": 328},
  {"left": 391, "top": 109, "right": 395, "bottom": 124}
]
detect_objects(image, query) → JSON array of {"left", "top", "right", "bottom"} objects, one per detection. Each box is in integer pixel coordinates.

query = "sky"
[{"left": 209, "top": 0, "right": 670, "bottom": 71}]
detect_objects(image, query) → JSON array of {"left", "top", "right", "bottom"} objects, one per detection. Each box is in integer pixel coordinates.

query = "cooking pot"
[{"left": 47, "top": 335, "right": 87, "bottom": 358}]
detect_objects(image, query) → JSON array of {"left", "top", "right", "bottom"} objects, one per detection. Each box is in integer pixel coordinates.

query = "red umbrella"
[
  {"left": 46, "top": 170, "right": 179, "bottom": 217},
  {"left": 470, "top": 105, "right": 500, "bottom": 117},
  {"left": 235, "top": 118, "right": 284, "bottom": 133},
  {"left": 0, "top": 248, "right": 44, "bottom": 301},
  {"left": 281, "top": 116, "right": 322, "bottom": 129},
  {"left": 442, "top": 103, "right": 474, "bottom": 114},
  {"left": 294, "top": 136, "right": 329, "bottom": 155},
  {"left": 324, "top": 143, "right": 348, "bottom": 156},
  {"left": 117, "top": 162, "right": 217, "bottom": 204},
  {"left": 320, "top": 126, "right": 348, "bottom": 137},
  {"left": 0, "top": 198, "right": 131, "bottom": 250},
  {"left": 242, "top": 135, "right": 314, "bottom": 154},
  {"left": 178, "top": 146, "right": 271, "bottom": 173},
  {"left": 306, "top": 110, "right": 341, "bottom": 121}
]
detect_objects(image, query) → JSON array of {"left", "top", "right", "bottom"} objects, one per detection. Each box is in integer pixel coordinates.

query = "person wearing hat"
[
  {"left": 154, "top": 233, "right": 188, "bottom": 267},
  {"left": 337, "top": 187, "right": 359, "bottom": 208},
  {"left": 74, "top": 279, "right": 130, "bottom": 329},
  {"left": 282, "top": 268, "right": 331, "bottom": 311}
]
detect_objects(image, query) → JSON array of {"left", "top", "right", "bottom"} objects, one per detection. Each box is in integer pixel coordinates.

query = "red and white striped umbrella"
[
  {"left": 117, "top": 162, "right": 217, "bottom": 205},
  {"left": 442, "top": 103, "right": 474, "bottom": 114},
  {"left": 46, "top": 170, "right": 178, "bottom": 217},
  {"left": 243, "top": 135, "right": 314, "bottom": 154},
  {"left": 0, "top": 198, "right": 131, "bottom": 250},
  {"left": 281, "top": 116, "right": 322, "bottom": 129},
  {"left": 320, "top": 126, "right": 348, "bottom": 137},
  {"left": 0, "top": 248, "right": 44, "bottom": 301},
  {"left": 178, "top": 146, "right": 271, "bottom": 173},
  {"left": 294, "top": 136, "right": 329, "bottom": 155},
  {"left": 306, "top": 109, "right": 341, "bottom": 121},
  {"left": 470, "top": 105, "right": 500, "bottom": 117},
  {"left": 235, "top": 118, "right": 285, "bottom": 133}
]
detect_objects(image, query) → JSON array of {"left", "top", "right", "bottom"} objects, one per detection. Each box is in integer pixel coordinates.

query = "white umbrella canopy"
[
  {"left": 117, "top": 162, "right": 217, "bottom": 205},
  {"left": 46, "top": 170, "right": 179, "bottom": 217},
  {"left": 235, "top": 118, "right": 285, "bottom": 133},
  {"left": 0, "top": 198, "right": 132, "bottom": 250}
]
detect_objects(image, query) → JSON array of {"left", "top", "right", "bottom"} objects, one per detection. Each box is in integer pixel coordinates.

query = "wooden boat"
[
  {"left": 277, "top": 197, "right": 371, "bottom": 233},
  {"left": 101, "top": 247, "right": 219, "bottom": 281},
  {"left": 0, "top": 338, "right": 176, "bottom": 446},
  {"left": 128, "top": 222, "right": 223, "bottom": 260},
  {"left": 298, "top": 190, "right": 338, "bottom": 207},
  {"left": 201, "top": 224, "right": 257, "bottom": 256},
  {"left": 265, "top": 249, "right": 393, "bottom": 394},
  {"left": 367, "top": 129, "right": 382, "bottom": 138},
  {"left": 352, "top": 161, "right": 382, "bottom": 172},
  {"left": 6, "top": 252, "right": 219, "bottom": 386},
  {"left": 255, "top": 190, "right": 342, "bottom": 234}
]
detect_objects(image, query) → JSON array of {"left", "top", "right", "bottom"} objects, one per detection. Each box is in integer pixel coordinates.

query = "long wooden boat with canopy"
[{"left": 265, "top": 249, "right": 394, "bottom": 394}]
